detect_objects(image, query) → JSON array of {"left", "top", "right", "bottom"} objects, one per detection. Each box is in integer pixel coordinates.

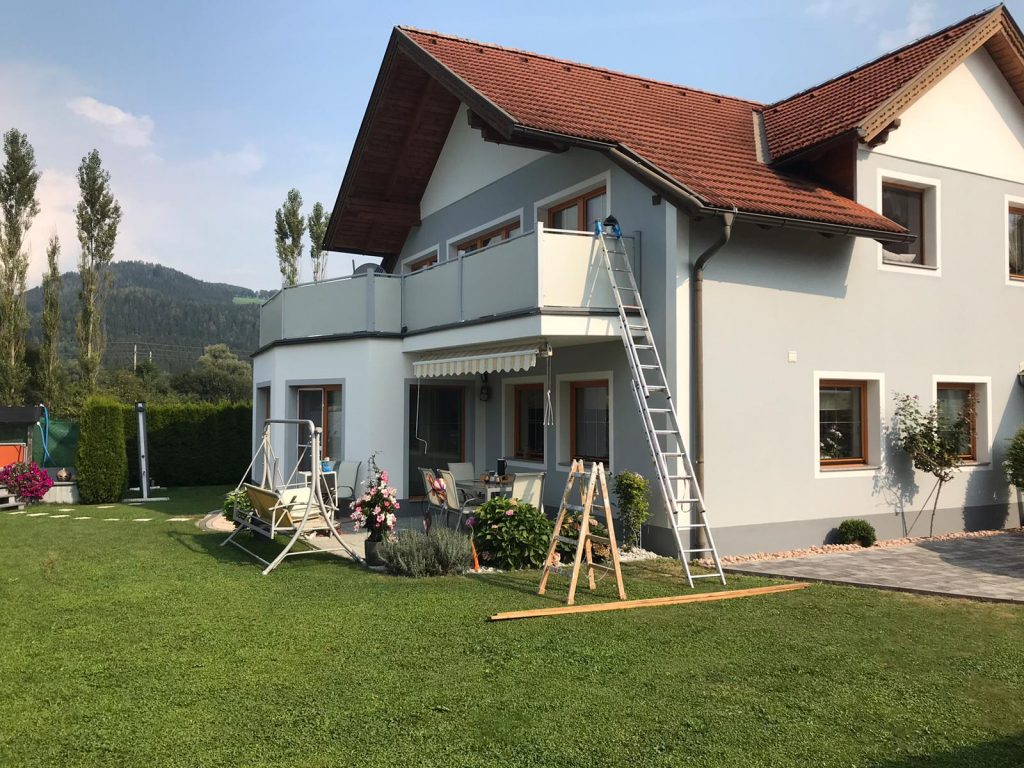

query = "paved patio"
[{"left": 728, "top": 533, "right": 1024, "bottom": 603}]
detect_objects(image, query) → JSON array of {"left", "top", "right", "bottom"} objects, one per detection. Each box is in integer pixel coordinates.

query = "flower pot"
[{"left": 364, "top": 539, "right": 385, "bottom": 567}]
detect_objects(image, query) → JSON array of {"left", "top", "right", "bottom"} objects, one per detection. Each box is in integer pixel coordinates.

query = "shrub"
[
  {"left": 1003, "top": 426, "right": 1024, "bottom": 490},
  {"left": 379, "top": 529, "right": 472, "bottom": 577},
  {"left": 76, "top": 396, "right": 128, "bottom": 504},
  {"left": 613, "top": 470, "right": 651, "bottom": 550},
  {"left": 469, "top": 496, "right": 552, "bottom": 569},
  {"left": 556, "top": 511, "right": 610, "bottom": 563},
  {"left": 222, "top": 488, "right": 253, "bottom": 522},
  {"left": 835, "top": 519, "right": 877, "bottom": 548},
  {"left": 0, "top": 462, "right": 53, "bottom": 503}
]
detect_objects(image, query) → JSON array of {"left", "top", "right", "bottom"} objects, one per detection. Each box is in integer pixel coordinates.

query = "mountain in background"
[{"left": 25, "top": 261, "right": 275, "bottom": 373}]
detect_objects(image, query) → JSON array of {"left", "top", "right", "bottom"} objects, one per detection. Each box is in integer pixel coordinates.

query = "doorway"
[{"left": 408, "top": 383, "right": 466, "bottom": 497}]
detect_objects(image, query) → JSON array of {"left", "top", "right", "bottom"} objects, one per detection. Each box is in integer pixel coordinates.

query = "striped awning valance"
[{"left": 412, "top": 344, "right": 539, "bottom": 378}]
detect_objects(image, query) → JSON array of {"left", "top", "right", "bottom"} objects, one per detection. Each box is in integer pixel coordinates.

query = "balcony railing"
[{"left": 259, "top": 224, "right": 638, "bottom": 347}]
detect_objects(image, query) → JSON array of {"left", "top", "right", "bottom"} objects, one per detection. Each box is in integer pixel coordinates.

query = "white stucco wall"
[{"left": 420, "top": 105, "right": 546, "bottom": 218}]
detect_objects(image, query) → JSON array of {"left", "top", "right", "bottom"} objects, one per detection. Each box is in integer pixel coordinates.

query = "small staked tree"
[
  {"left": 0, "top": 128, "right": 40, "bottom": 404},
  {"left": 75, "top": 149, "right": 122, "bottom": 391},
  {"left": 40, "top": 234, "right": 63, "bottom": 405},
  {"left": 274, "top": 188, "right": 305, "bottom": 287},
  {"left": 307, "top": 201, "right": 330, "bottom": 283},
  {"left": 891, "top": 392, "right": 976, "bottom": 536}
]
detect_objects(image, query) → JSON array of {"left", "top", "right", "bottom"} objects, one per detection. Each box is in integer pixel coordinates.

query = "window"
[
  {"left": 570, "top": 380, "right": 609, "bottom": 463},
  {"left": 513, "top": 383, "right": 545, "bottom": 461},
  {"left": 547, "top": 187, "right": 606, "bottom": 231},
  {"left": 296, "top": 385, "right": 342, "bottom": 470},
  {"left": 257, "top": 386, "right": 271, "bottom": 427},
  {"left": 455, "top": 221, "right": 521, "bottom": 257},
  {"left": 882, "top": 183, "right": 925, "bottom": 265},
  {"left": 1009, "top": 206, "right": 1024, "bottom": 280},
  {"left": 407, "top": 251, "right": 437, "bottom": 273},
  {"left": 937, "top": 383, "right": 977, "bottom": 461},
  {"left": 818, "top": 380, "right": 867, "bottom": 467}
]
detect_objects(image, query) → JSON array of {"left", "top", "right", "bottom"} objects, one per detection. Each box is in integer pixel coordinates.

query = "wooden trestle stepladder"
[{"left": 539, "top": 459, "right": 626, "bottom": 606}]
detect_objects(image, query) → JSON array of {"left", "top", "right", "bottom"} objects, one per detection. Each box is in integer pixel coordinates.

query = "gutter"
[{"left": 692, "top": 209, "right": 736, "bottom": 549}]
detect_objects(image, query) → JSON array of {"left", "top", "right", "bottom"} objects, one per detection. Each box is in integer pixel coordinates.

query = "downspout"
[{"left": 692, "top": 210, "right": 735, "bottom": 547}]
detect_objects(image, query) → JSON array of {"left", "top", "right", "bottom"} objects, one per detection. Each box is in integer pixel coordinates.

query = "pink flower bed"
[{"left": 0, "top": 462, "right": 53, "bottom": 503}]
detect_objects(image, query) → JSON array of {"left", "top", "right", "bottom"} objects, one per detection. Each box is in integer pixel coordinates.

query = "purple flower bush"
[{"left": 0, "top": 462, "right": 53, "bottom": 503}]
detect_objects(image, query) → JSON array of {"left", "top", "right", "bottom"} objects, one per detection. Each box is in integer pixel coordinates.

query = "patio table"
[{"left": 457, "top": 478, "right": 511, "bottom": 502}]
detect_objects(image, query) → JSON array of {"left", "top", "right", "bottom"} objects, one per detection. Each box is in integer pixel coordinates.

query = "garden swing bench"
[{"left": 221, "top": 418, "right": 359, "bottom": 574}]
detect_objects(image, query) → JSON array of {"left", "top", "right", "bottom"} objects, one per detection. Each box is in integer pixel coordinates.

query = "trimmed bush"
[
  {"left": 124, "top": 402, "right": 251, "bottom": 487},
  {"left": 469, "top": 497, "right": 552, "bottom": 569},
  {"left": 613, "top": 470, "right": 651, "bottom": 550},
  {"left": 379, "top": 529, "right": 472, "bottom": 577},
  {"left": 76, "top": 396, "right": 128, "bottom": 504},
  {"left": 835, "top": 519, "right": 877, "bottom": 548},
  {"left": 1003, "top": 426, "right": 1024, "bottom": 490}
]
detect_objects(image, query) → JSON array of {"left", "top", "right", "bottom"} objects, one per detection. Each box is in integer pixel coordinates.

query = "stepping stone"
[
  {"left": 50, "top": 514, "right": 69, "bottom": 519},
  {"left": 8, "top": 510, "right": 26, "bottom": 515},
  {"left": 132, "top": 518, "right": 152, "bottom": 522},
  {"left": 166, "top": 517, "right": 190, "bottom": 522},
  {"left": 27, "top": 512, "right": 48, "bottom": 517},
  {"left": 59, "top": 508, "right": 74, "bottom": 512},
  {"left": 104, "top": 518, "right": 119, "bottom": 522},
  {"left": 97, "top": 505, "right": 115, "bottom": 509},
  {"left": 73, "top": 516, "right": 92, "bottom": 520}
]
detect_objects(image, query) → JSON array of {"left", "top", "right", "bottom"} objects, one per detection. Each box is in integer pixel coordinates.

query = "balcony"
[{"left": 258, "top": 225, "right": 639, "bottom": 349}]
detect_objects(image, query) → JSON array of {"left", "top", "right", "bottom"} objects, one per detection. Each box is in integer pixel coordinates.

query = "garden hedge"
[
  {"left": 123, "top": 402, "right": 252, "bottom": 487},
  {"left": 76, "top": 396, "right": 129, "bottom": 504}
]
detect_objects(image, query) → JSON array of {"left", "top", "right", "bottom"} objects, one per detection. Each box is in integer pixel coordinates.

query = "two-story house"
[{"left": 254, "top": 6, "right": 1024, "bottom": 555}]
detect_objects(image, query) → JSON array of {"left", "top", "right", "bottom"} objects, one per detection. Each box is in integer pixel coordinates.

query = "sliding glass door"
[
  {"left": 408, "top": 384, "right": 465, "bottom": 497},
  {"left": 296, "top": 385, "right": 342, "bottom": 472}
]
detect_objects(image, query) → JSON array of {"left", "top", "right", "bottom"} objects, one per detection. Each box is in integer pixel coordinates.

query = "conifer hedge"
[
  {"left": 76, "top": 396, "right": 129, "bottom": 503},
  {"left": 123, "top": 402, "right": 252, "bottom": 487}
]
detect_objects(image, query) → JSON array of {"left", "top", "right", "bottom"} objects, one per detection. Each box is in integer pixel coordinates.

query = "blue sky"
[{"left": 1, "top": 0, "right": 1015, "bottom": 289}]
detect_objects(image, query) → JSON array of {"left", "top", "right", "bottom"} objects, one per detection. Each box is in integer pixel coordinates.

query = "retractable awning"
[{"left": 412, "top": 344, "right": 540, "bottom": 378}]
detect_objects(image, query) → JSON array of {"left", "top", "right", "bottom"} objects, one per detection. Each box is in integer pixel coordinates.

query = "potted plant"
[
  {"left": 349, "top": 453, "right": 399, "bottom": 566},
  {"left": 0, "top": 461, "right": 53, "bottom": 504}
]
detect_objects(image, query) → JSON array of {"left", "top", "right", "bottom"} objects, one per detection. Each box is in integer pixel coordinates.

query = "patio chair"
[
  {"left": 448, "top": 462, "right": 476, "bottom": 483},
  {"left": 509, "top": 472, "right": 546, "bottom": 511},
  {"left": 333, "top": 460, "right": 361, "bottom": 509},
  {"left": 419, "top": 467, "right": 448, "bottom": 530},
  {"left": 439, "top": 469, "right": 486, "bottom": 530}
]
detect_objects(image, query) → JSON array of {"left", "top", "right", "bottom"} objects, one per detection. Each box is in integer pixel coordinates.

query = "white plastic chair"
[{"left": 509, "top": 472, "right": 545, "bottom": 511}]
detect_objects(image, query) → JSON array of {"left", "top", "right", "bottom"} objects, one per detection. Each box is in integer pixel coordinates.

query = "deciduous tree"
[
  {"left": 307, "top": 201, "right": 330, "bottom": 282},
  {"left": 75, "top": 149, "right": 122, "bottom": 391},
  {"left": 40, "top": 234, "right": 63, "bottom": 405},
  {"left": 274, "top": 189, "right": 304, "bottom": 287},
  {"left": 0, "top": 129, "right": 40, "bottom": 403}
]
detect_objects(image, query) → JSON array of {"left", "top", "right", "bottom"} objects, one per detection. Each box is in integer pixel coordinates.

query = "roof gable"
[{"left": 763, "top": 5, "right": 1024, "bottom": 162}]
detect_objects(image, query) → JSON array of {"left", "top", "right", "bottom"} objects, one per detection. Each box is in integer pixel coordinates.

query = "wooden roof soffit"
[{"left": 859, "top": 7, "right": 1024, "bottom": 144}]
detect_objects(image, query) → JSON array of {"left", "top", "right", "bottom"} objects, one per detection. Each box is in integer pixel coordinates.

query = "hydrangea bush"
[
  {"left": 0, "top": 462, "right": 53, "bottom": 503},
  {"left": 469, "top": 496, "right": 552, "bottom": 569},
  {"left": 350, "top": 453, "right": 400, "bottom": 542}
]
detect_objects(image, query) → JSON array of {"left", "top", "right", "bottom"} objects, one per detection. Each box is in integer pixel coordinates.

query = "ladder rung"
[
  {"left": 610, "top": 268, "right": 631, "bottom": 273},
  {"left": 676, "top": 498, "right": 701, "bottom": 504},
  {"left": 689, "top": 573, "right": 722, "bottom": 579},
  {"left": 648, "top": 408, "right": 671, "bottom": 413},
  {"left": 662, "top": 452, "right": 685, "bottom": 457},
  {"left": 667, "top": 474, "right": 691, "bottom": 480},
  {"left": 676, "top": 523, "right": 707, "bottom": 529},
  {"left": 646, "top": 386, "right": 667, "bottom": 391},
  {"left": 684, "top": 547, "right": 716, "bottom": 553},
  {"left": 639, "top": 364, "right": 658, "bottom": 370},
  {"left": 653, "top": 430, "right": 679, "bottom": 435},
  {"left": 634, "top": 344, "right": 653, "bottom": 350}
]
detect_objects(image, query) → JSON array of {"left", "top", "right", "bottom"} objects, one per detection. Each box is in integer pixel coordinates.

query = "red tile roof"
[
  {"left": 762, "top": 8, "right": 993, "bottom": 161},
  {"left": 400, "top": 27, "right": 905, "bottom": 236}
]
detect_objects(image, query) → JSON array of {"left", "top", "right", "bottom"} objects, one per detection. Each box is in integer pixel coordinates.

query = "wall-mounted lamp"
[{"left": 479, "top": 372, "right": 491, "bottom": 402}]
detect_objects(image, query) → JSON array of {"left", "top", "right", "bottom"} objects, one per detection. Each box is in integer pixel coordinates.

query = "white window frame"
[
  {"left": 931, "top": 374, "right": 992, "bottom": 468},
  {"left": 400, "top": 243, "right": 441, "bottom": 274},
  {"left": 501, "top": 375, "right": 547, "bottom": 470},
  {"left": 555, "top": 369, "right": 614, "bottom": 472},
  {"left": 813, "top": 370, "right": 885, "bottom": 479},
  {"left": 533, "top": 171, "right": 611, "bottom": 233},
  {"left": 1004, "top": 193, "right": 1024, "bottom": 287},
  {"left": 445, "top": 208, "right": 524, "bottom": 260},
  {"left": 876, "top": 169, "right": 942, "bottom": 277}
]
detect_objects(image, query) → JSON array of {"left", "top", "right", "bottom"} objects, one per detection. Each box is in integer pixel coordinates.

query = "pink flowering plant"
[
  {"left": 349, "top": 453, "right": 400, "bottom": 542},
  {"left": 469, "top": 496, "right": 552, "bottom": 569},
  {"left": 0, "top": 462, "right": 53, "bottom": 503}
]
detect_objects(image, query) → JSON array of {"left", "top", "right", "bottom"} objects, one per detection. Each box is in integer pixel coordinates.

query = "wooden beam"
[{"left": 488, "top": 583, "right": 810, "bottom": 621}]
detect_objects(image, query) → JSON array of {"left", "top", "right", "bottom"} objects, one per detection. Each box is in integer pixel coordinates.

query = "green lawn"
[{"left": 1, "top": 487, "right": 1022, "bottom": 767}]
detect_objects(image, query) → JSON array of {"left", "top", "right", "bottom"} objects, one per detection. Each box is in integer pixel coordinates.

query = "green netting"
[{"left": 32, "top": 419, "right": 80, "bottom": 469}]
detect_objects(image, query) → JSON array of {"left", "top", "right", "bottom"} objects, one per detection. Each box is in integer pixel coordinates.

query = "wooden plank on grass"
[{"left": 489, "top": 583, "right": 810, "bottom": 621}]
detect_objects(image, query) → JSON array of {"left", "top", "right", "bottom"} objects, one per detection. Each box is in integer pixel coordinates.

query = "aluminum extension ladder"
[{"left": 595, "top": 220, "right": 726, "bottom": 587}]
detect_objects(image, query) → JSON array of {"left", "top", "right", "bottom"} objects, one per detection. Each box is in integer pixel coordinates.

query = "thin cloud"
[
  {"left": 67, "top": 96, "right": 154, "bottom": 148},
  {"left": 877, "top": 1, "right": 936, "bottom": 51}
]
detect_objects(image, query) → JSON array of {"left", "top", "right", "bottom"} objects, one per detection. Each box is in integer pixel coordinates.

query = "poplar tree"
[
  {"left": 40, "top": 234, "right": 62, "bottom": 405},
  {"left": 307, "top": 202, "right": 330, "bottom": 283},
  {"left": 0, "top": 129, "right": 40, "bottom": 403},
  {"left": 75, "top": 150, "right": 122, "bottom": 390},
  {"left": 274, "top": 188, "right": 304, "bottom": 287}
]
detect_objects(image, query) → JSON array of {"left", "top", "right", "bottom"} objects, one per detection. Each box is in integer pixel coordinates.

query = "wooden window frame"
[
  {"left": 937, "top": 382, "right": 977, "bottom": 461},
  {"left": 569, "top": 379, "right": 610, "bottom": 464},
  {"left": 882, "top": 182, "right": 926, "bottom": 265},
  {"left": 455, "top": 221, "right": 520, "bottom": 255},
  {"left": 818, "top": 379, "right": 868, "bottom": 468},
  {"left": 513, "top": 383, "right": 545, "bottom": 461},
  {"left": 1009, "top": 206, "right": 1024, "bottom": 280},
  {"left": 546, "top": 187, "right": 607, "bottom": 231},
  {"left": 407, "top": 251, "right": 438, "bottom": 273},
  {"left": 297, "top": 385, "right": 342, "bottom": 459}
]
